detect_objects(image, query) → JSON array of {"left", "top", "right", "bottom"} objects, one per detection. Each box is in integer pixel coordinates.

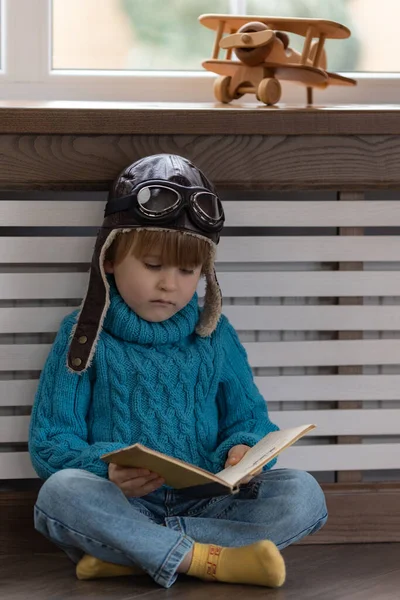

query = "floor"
[{"left": 1, "top": 544, "right": 400, "bottom": 600}]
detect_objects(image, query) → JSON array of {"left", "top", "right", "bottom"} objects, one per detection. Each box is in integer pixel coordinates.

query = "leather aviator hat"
[{"left": 67, "top": 154, "right": 225, "bottom": 373}]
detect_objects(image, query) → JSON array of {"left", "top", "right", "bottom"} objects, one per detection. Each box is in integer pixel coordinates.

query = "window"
[
  {"left": 52, "top": 0, "right": 394, "bottom": 73},
  {"left": 0, "top": 0, "right": 398, "bottom": 103},
  {"left": 52, "top": 0, "right": 231, "bottom": 71}
]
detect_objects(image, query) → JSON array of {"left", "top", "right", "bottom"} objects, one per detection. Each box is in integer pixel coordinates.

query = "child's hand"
[
  {"left": 108, "top": 463, "right": 164, "bottom": 497},
  {"left": 224, "top": 444, "right": 263, "bottom": 485}
]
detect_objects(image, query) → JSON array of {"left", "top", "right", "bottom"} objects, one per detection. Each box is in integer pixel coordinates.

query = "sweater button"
[
  {"left": 72, "top": 357, "right": 82, "bottom": 367},
  {"left": 78, "top": 336, "right": 88, "bottom": 344}
]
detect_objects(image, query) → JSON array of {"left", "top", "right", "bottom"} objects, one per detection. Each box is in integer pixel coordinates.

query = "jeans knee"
[
  {"left": 283, "top": 469, "right": 328, "bottom": 528},
  {"left": 36, "top": 468, "right": 92, "bottom": 515}
]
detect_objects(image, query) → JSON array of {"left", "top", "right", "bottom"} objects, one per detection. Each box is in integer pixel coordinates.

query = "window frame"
[{"left": 0, "top": 0, "right": 399, "bottom": 104}]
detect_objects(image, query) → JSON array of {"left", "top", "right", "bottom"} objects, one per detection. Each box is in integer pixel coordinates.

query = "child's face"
[{"left": 105, "top": 252, "right": 202, "bottom": 322}]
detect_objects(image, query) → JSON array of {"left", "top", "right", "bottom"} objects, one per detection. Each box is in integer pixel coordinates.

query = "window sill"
[{"left": 0, "top": 101, "right": 400, "bottom": 135}]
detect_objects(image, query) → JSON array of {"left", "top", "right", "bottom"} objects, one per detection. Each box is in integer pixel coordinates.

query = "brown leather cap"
[{"left": 67, "top": 154, "right": 223, "bottom": 373}]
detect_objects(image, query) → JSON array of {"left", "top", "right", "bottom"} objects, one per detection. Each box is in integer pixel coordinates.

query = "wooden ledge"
[
  {"left": 1, "top": 101, "right": 400, "bottom": 135},
  {"left": 298, "top": 482, "right": 400, "bottom": 545}
]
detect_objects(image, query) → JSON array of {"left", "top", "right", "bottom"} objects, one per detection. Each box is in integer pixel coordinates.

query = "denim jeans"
[{"left": 34, "top": 467, "right": 328, "bottom": 589}]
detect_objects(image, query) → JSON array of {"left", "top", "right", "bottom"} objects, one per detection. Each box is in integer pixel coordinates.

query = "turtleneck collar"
[{"left": 103, "top": 276, "right": 200, "bottom": 346}]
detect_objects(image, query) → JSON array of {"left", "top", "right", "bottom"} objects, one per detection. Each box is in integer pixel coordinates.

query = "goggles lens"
[
  {"left": 137, "top": 186, "right": 179, "bottom": 215},
  {"left": 193, "top": 191, "right": 223, "bottom": 221}
]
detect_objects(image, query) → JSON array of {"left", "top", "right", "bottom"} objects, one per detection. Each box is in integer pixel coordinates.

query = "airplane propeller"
[{"left": 219, "top": 28, "right": 276, "bottom": 50}]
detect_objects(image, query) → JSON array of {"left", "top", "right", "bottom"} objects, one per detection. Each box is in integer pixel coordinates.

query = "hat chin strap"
[{"left": 67, "top": 228, "right": 222, "bottom": 374}]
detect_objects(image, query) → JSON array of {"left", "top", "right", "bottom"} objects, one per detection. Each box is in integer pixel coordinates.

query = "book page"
[{"left": 216, "top": 424, "right": 315, "bottom": 486}]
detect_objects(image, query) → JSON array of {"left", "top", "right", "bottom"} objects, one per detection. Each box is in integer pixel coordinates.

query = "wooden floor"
[{"left": 1, "top": 544, "right": 400, "bottom": 600}]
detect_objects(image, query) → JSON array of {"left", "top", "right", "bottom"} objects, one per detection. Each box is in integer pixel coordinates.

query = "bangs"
[{"left": 107, "top": 229, "right": 210, "bottom": 269}]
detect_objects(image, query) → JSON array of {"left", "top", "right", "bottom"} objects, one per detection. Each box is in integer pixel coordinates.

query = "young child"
[{"left": 29, "top": 154, "right": 327, "bottom": 590}]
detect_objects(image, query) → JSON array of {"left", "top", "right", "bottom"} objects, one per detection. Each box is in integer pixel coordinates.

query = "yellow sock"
[
  {"left": 187, "top": 540, "right": 285, "bottom": 588},
  {"left": 76, "top": 554, "right": 146, "bottom": 580}
]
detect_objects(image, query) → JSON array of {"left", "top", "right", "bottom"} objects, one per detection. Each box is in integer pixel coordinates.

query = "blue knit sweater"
[{"left": 29, "top": 279, "right": 279, "bottom": 481}]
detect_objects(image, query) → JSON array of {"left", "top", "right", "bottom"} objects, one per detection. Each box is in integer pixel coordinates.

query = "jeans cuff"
[{"left": 154, "top": 532, "right": 194, "bottom": 588}]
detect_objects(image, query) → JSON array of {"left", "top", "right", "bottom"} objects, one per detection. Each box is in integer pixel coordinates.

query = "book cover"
[{"left": 101, "top": 424, "right": 315, "bottom": 496}]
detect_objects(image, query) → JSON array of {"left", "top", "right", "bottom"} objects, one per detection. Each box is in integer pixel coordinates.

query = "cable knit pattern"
[{"left": 29, "top": 278, "right": 278, "bottom": 481}]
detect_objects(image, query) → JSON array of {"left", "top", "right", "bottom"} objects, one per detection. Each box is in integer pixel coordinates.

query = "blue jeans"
[{"left": 34, "top": 467, "right": 328, "bottom": 589}]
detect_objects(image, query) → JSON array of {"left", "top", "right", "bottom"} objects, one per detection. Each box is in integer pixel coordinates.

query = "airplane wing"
[
  {"left": 202, "top": 59, "right": 242, "bottom": 78},
  {"left": 325, "top": 72, "right": 357, "bottom": 86},
  {"left": 202, "top": 58, "right": 357, "bottom": 91},
  {"left": 265, "top": 63, "right": 329, "bottom": 86},
  {"left": 199, "top": 14, "right": 350, "bottom": 39}
]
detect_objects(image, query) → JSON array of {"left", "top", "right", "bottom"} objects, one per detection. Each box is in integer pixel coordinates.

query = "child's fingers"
[
  {"left": 226, "top": 453, "right": 243, "bottom": 466},
  {"left": 131, "top": 476, "right": 164, "bottom": 496},
  {"left": 141, "top": 477, "right": 165, "bottom": 494},
  {"left": 116, "top": 467, "right": 155, "bottom": 483},
  {"left": 227, "top": 445, "right": 250, "bottom": 462},
  {"left": 224, "top": 457, "right": 238, "bottom": 468},
  {"left": 118, "top": 466, "right": 151, "bottom": 477},
  {"left": 131, "top": 473, "right": 160, "bottom": 486},
  {"left": 121, "top": 474, "right": 164, "bottom": 496},
  {"left": 109, "top": 463, "right": 150, "bottom": 478}
]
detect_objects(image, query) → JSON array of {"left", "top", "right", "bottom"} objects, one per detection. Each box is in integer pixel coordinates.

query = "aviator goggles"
[{"left": 104, "top": 180, "right": 225, "bottom": 233}]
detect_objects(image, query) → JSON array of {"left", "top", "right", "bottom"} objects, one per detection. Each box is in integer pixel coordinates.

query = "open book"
[{"left": 101, "top": 424, "right": 315, "bottom": 496}]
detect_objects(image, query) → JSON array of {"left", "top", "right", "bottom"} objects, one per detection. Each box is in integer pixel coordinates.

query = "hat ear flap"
[
  {"left": 196, "top": 268, "right": 222, "bottom": 337},
  {"left": 196, "top": 245, "right": 222, "bottom": 337},
  {"left": 67, "top": 228, "right": 120, "bottom": 373}
]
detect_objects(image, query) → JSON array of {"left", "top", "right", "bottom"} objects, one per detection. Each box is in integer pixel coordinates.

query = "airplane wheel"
[
  {"left": 214, "top": 76, "right": 235, "bottom": 103},
  {"left": 257, "top": 78, "right": 281, "bottom": 105}
]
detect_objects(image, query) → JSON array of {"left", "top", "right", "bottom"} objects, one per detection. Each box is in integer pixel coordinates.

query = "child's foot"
[
  {"left": 187, "top": 540, "right": 285, "bottom": 587},
  {"left": 76, "top": 554, "right": 146, "bottom": 580}
]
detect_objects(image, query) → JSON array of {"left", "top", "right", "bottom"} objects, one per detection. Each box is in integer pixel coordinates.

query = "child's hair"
[{"left": 105, "top": 229, "right": 210, "bottom": 273}]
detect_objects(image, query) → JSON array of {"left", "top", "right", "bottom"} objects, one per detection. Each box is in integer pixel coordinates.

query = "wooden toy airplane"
[{"left": 199, "top": 14, "right": 356, "bottom": 106}]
